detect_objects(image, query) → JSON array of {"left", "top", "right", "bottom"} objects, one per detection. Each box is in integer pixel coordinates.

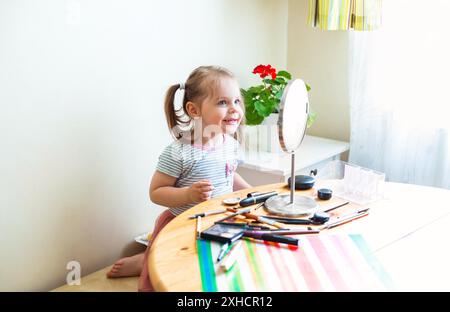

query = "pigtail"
[{"left": 164, "top": 84, "right": 189, "bottom": 140}]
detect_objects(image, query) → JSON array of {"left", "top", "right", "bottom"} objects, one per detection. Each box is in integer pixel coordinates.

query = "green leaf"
[
  {"left": 270, "top": 101, "right": 280, "bottom": 114},
  {"left": 258, "top": 89, "right": 269, "bottom": 101},
  {"left": 306, "top": 83, "right": 311, "bottom": 91},
  {"left": 254, "top": 101, "right": 273, "bottom": 117},
  {"left": 277, "top": 78, "right": 288, "bottom": 89},
  {"left": 243, "top": 100, "right": 253, "bottom": 112},
  {"left": 307, "top": 110, "right": 316, "bottom": 128},
  {"left": 277, "top": 70, "right": 292, "bottom": 80},
  {"left": 247, "top": 85, "right": 265, "bottom": 93},
  {"left": 257, "top": 95, "right": 278, "bottom": 116},
  {"left": 263, "top": 78, "right": 281, "bottom": 85},
  {"left": 245, "top": 110, "right": 265, "bottom": 125},
  {"left": 275, "top": 89, "right": 284, "bottom": 100}
]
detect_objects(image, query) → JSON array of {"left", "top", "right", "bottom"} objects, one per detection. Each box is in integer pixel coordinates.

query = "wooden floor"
[{"left": 52, "top": 265, "right": 138, "bottom": 292}]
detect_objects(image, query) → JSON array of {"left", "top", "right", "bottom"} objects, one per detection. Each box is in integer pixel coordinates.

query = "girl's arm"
[
  {"left": 149, "top": 171, "right": 189, "bottom": 208},
  {"left": 149, "top": 171, "right": 214, "bottom": 208},
  {"left": 233, "top": 172, "right": 252, "bottom": 192}
]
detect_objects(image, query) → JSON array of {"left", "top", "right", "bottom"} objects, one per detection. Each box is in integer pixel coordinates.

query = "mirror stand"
[{"left": 265, "top": 153, "right": 318, "bottom": 217}]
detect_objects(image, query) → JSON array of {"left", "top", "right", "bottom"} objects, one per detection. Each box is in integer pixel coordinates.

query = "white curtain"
[{"left": 348, "top": 0, "right": 450, "bottom": 189}]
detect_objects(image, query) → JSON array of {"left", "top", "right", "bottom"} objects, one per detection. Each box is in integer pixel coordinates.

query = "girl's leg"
[{"left": 138, "top": 209, "right": 175, "bottom": 292}]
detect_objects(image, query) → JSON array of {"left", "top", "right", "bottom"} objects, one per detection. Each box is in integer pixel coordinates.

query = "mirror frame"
[{"left": 277, "top": 79, "right": 310, "bottom": 153}]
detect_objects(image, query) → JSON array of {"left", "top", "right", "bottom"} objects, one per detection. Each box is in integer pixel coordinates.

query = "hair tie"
[{"left": 179, "top": 82, "right": 185, "bottom": 90}]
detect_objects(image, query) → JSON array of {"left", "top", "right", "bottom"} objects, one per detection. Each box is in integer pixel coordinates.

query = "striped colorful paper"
[
  {"left": 197, "top": 234, "right": 394, "bottom": 292},
  {"left": 308, "top": 0, "right": 383, "bottom": 31}
]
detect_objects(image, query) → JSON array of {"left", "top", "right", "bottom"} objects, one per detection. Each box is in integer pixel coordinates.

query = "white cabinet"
[{"left": 237, "top": 135, "right": 350, "bottom": 186}]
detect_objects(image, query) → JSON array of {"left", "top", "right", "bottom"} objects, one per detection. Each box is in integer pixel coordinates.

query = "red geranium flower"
[
  {"left": 252, "top": 65, "right": 264, "bottom": 73},
  {"left": 252, "top": 64, "right": 277, "bottom": 80}
]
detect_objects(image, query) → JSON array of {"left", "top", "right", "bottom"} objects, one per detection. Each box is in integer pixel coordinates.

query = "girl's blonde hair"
[{"left": 163, "top": 65, "right": 245, "bottom": 143}]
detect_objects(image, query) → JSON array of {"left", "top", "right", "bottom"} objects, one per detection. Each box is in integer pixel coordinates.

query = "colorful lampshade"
[{"left": 308, "top": 0, "right": 382, "bottom": 31}]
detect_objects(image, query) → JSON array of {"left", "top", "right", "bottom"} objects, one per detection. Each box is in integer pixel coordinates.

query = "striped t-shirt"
[{"left": 156, "top": 134, "right": 243, "bottom": 216}]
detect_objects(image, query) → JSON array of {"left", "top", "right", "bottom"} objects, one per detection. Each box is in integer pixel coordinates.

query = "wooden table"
[{"left": 148, "top": 182, "right": 450, "bottom": 291}]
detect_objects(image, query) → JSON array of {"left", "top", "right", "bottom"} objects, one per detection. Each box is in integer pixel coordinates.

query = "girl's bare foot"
[{"left": 106, "top": 252, "right": 144, "bottom": 278}]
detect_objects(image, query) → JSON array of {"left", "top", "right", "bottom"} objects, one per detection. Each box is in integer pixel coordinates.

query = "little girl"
[{"left": 107, "top": 65, "right": 252, "bottom": 291}]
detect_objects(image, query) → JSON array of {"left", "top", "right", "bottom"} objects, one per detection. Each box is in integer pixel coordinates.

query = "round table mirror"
[{"left": 264, "top": 79, "right": 318, "bottom": 217}]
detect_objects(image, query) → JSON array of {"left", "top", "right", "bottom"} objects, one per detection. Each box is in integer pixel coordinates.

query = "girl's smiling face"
[{"left": 200, "top": 77, "right": 244, "bottom": 135}]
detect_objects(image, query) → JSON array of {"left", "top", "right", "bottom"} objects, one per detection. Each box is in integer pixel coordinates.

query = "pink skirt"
[{"left": 138, "top": 209, "right": 175, "bottom": 292}]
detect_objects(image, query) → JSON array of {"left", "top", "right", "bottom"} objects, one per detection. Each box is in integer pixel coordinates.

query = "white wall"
[
  {"left": 287, "top": 0, "right": 350, "bottom": 142},
  {"left": 0, "top": 0, "right": 288, "bottom": 291}
]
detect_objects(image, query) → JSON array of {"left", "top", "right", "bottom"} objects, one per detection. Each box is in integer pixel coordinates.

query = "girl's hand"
[{"left": 187, "top": 180, "right": 214, "bottom": 203}]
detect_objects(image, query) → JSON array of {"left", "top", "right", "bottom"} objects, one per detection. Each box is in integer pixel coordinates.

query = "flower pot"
[{"left": 244, "top": 113, "right": 283, "bottom": 154}]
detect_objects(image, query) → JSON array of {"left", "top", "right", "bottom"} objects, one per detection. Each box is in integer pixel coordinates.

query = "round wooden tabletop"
[{"left": 148, "top": 181, "right": 450, "bottom": 291}]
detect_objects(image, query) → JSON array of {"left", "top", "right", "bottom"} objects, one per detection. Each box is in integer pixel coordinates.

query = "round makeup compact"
[
  {"left": 287, "top": 175, "right": 316, "bottom": 190},
  {"left": 222, "top": 197, "right": 241, "bottom": 205},
  {"left": 317, "top": 188, "right": 332, "bottom": 200}
]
